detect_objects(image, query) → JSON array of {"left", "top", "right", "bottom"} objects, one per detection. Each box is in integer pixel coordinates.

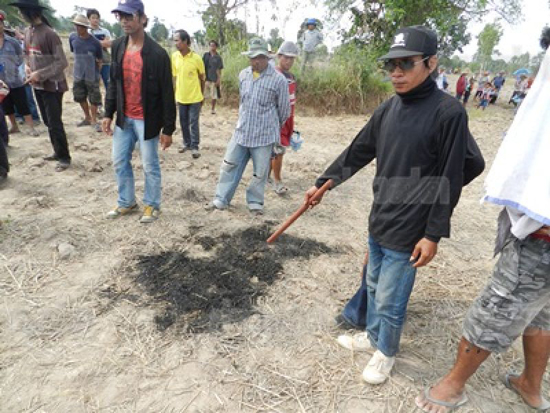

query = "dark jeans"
[
  {"left": 0, "top": 105, "right": 9, "bottom": 176},
  {"left": 100, "top": 64, "right": 110, "bottom": 91},
  {"left": 179, "top": 103, "right": 201, "bottom": 150},
  {"left": 15, "top": 84, "right": 41, "bottom": 121},
  {"left": 35, "top": 90, "right": 71, "bottom": 163}
]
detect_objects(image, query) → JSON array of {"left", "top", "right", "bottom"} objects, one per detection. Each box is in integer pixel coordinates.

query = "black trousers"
[
  {"left": 0, "top": 105, "right": 9, "bottom": 176},
  {"left": 35, "top": 90, "right": 71, "bottom": 163}
]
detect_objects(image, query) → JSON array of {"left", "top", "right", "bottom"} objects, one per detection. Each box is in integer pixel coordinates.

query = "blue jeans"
[
  {"left": 179, "top": 103, "right": 201, "bottom": 150},
  {"left": 100, "top": 64, "right": 110, "bottom": 91},
  {"left": 343, "top": 236, "right": 417, "bottom": 357},
  {"left": 214, "top": 137, "right": 272, "bottom": 210},
  {"left": 112, "top": 117, "right": 161, "bottom": 209}
]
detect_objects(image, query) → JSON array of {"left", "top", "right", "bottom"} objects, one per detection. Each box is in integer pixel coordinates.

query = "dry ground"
[{"left": 1, "top": 77, "right": 546, "bottom": 412}]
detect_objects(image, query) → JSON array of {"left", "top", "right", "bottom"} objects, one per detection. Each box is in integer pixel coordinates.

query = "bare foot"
[
  {"left": 415, "top": 379, "right": 467, "bottom": 413},
  {"left": 8, "top": 127, "right": 20, "bottom": 134},
  {"left": 508, "top": 374, "right": 544, "bottom": 409}
]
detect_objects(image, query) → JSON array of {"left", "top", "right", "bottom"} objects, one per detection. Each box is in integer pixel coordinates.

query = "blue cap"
[
  {"left": 112, "top": 0, "right": 144, "bottom": 15},
  {"left": 307, "top": 18, "right": 317, "bottom": 25}
]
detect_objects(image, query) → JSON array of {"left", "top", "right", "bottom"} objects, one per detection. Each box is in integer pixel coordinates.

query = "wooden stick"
[{"left": 267, "top": 179, "right": 333, "bottom": 244}]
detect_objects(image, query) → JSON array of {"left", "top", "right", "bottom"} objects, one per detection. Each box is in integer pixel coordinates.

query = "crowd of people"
[
  {"left": 0, "top": 0, "right": 549, "bottom": 411},
  {"left": 435, "top": 65, "right": 535, "bottom": 111}
]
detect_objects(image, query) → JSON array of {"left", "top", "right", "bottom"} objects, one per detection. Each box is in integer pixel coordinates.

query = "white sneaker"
[
  {"left": 362, "top": 350, "right": 395, "bottom": 385},
  {"left": 336, "top": 332, "right": 372, "bottom": 352}
]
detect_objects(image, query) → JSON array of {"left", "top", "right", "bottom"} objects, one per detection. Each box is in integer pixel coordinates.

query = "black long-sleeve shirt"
[{"left": 316, "top": 77, "right": 485, "bottom": 252}]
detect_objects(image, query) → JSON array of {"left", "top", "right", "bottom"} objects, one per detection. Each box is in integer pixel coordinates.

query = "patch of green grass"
[{"left": 219, "top": 42, "right": 392, "bottom": 115}]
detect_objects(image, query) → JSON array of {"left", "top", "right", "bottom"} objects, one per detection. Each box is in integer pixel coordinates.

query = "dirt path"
[{"left": 0, "top": 81, "right": 541, "bottom": 412}]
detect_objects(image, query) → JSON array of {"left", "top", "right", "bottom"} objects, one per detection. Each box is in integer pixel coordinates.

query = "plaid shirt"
[{"left": 234, "top": 64, "right": 291, "bottom": 148}]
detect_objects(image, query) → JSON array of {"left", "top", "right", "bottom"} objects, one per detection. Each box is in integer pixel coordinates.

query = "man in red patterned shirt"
[
  {"left": 270, "top": 41, "right": 298, "bottom": 195},
  {"left": 102, "top": 0, "right": 176, "bottom": 224}
]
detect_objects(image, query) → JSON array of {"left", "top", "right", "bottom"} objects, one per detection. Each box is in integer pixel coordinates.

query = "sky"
[{"left": 50, "top": 0, "right": 550, "bottom": 60}]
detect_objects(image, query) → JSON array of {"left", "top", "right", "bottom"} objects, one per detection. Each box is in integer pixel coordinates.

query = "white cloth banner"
[{"left": 482, "top": 48, "right": 550, "bottom": 226}]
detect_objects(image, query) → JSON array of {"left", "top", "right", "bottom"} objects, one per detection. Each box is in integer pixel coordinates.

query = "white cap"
[{"left": 277, "top": 41, "right": 299, "bottom": 57}]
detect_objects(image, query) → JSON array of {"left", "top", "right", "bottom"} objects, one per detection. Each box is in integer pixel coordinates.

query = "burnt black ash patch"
[{"left": 130, "top": 225, "right": 333, "bottom": 333}]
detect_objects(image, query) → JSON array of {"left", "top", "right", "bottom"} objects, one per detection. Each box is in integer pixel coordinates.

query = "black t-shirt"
[{"left": 203, "top": 52, "right": 224, "bottom": 82}]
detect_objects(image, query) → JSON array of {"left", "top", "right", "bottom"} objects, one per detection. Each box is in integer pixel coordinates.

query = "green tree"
[
  {"left": 324, "top": 0, "right": 521, "bottom": 57},
  {"left": 103, "top": 21, "right": 123, "bottom": 39},
  {"left": 194, "top": 30, "right": 207, "bottom": 47},
  {"left": 150, "top": 17, "right": 169, "bottom": 44},
  {"left": 507, "top": 52, "right": 531, "bottom": 73},
  {"left": 487, "top": 58, "right": 507, "bottom": 73},
  {"left": 267, "top": 28, "right": 283, "bottom": 51},
  {"left": 440, "top": 55, "right": 467, "bottom": 72},
  {"left": 56, "top": 16, "right": 75, "bottom": 33},
  {"left": 475, "top": 22, "right": 503, "bottom": 69},
  {"left": 202, "top": 0, "right": 249, "bottom": 46},
  {"left": 202, "top": 5, "right": 248, "bottom": 46}
]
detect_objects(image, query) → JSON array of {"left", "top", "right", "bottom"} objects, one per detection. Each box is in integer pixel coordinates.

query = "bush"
[{"left": 219, "top": 41, "right": 392, "bottom": 115}]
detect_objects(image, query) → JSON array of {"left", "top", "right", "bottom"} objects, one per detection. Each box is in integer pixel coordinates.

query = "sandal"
[
  {"left": 272, "top": 181, "right": 288, "bottom": 195},
  {"left": 416, "top": 386, "right": 468, "bottom": 412},
  {"left": 502, "top": 373, "right": 550, "bottom": 411}
]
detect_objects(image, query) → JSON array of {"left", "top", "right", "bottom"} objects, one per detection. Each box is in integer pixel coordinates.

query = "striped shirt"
[{"left": 234, "top": 64, "right": 291, "bottom": 148}]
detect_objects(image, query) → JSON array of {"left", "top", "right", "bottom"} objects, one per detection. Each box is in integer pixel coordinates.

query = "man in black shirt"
[
  {"left": 202, "top": 40, "right": 223, "bottom": 115},
  {"left": 304, "top": 26, "right": 485, "bottom": 385}
]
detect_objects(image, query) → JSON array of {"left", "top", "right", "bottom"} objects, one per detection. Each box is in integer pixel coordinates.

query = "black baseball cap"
[
  {"left": 112, "top": 0, "right": 144, "bottom": 15},
  {"left": 379, "top": 26, "right": 438, "bottom": 60}
]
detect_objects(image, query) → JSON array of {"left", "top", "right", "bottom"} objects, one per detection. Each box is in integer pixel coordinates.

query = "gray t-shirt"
[
  {"left": 203, "top": 52, "right": 224, "bottom": 82},
  {"left": 69, "top": 33, "right": 103, "bottom": 82}
]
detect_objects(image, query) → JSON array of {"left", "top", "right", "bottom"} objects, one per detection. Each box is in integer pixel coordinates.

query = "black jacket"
[
  {"left": 105, "top": 34, "right": 176, "bottom": 139},
  {"left": 316, "top": 77, "right": 485, "bottom": 252}
]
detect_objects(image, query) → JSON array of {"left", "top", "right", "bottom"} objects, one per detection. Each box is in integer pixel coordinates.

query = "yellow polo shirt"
[{"left": 171, "top": 50, "right": 205, "bottom": 104}]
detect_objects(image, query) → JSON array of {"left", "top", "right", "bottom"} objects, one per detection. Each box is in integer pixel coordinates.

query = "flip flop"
[
  {"left": 272, "top": 181, "right": 288, "bottom": 195},
  {"left": 502, "top": 373, "right": 550, "bottom": 411},
  {"left": 417, "top": 387, "right": 469, "bottom": 412}
]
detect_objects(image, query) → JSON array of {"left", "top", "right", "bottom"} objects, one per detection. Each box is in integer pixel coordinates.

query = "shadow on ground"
[{"left": 119, "top": 225, "right": 334, "bottom": 333}]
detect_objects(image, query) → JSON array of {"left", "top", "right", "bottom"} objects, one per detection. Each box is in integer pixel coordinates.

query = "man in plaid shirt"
[{"left": 208, "top": 37, "right": 290, "bottom": 214}]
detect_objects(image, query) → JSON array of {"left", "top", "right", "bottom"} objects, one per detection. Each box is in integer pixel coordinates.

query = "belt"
[{"left": 531, "top": 226, "right": 550, "bottom": 243}]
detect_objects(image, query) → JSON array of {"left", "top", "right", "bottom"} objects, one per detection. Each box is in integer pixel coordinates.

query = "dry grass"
[{"left": 0, "top": 76, "right": 545, "bottom": 412}]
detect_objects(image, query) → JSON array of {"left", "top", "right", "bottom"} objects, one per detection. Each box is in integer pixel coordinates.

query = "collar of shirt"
[
  {"left": 179, "top": 50, "right": 196, "bottom": 59},
  {"left": 244, "top": 63, "right": 275, "bottom": 80}
]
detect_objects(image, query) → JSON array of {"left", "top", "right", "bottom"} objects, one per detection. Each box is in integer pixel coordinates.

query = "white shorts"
[{"left": 206, "top": 81, "right": 220, "bottom": 100}]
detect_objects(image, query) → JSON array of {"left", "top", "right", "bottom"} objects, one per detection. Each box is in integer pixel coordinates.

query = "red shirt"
[
  {"left": 123, "top": 50, "right": 144, "bottom": 120},
  {"left": 277, "top": 68, "right": 296, "bottom": 146},
  {"left": 456, "top": 75, "right": 466, "bottom": 95}
]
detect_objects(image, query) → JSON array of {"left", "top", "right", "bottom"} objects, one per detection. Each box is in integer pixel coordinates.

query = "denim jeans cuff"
[{"left": 248, "top": 203, "right": 263, "bottom": 211}]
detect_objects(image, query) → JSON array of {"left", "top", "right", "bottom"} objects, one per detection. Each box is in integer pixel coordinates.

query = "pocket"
[
  {"left": 256, "top": 85, "right": 275, "bottom": 107},
  {"left": 240, "top": 80, "right": 252, "bottom": 101},
  {"left": 517, "top": 238, "right": 545, "bottom": 277}
]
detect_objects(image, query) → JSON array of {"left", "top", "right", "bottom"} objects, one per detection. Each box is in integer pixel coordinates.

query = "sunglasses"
[{"left": 382, "top": 56, "right": 430, "bottom": 72}]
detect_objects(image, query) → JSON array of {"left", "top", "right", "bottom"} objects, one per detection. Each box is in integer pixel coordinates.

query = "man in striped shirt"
[{"left": 208, "top": 37, "right": 290, "bottom": 214}]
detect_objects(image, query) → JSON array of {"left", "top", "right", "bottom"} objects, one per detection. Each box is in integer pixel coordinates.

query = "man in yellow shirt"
[{"left": 172, "top": 30, "right": 205, "bottom": 159}]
